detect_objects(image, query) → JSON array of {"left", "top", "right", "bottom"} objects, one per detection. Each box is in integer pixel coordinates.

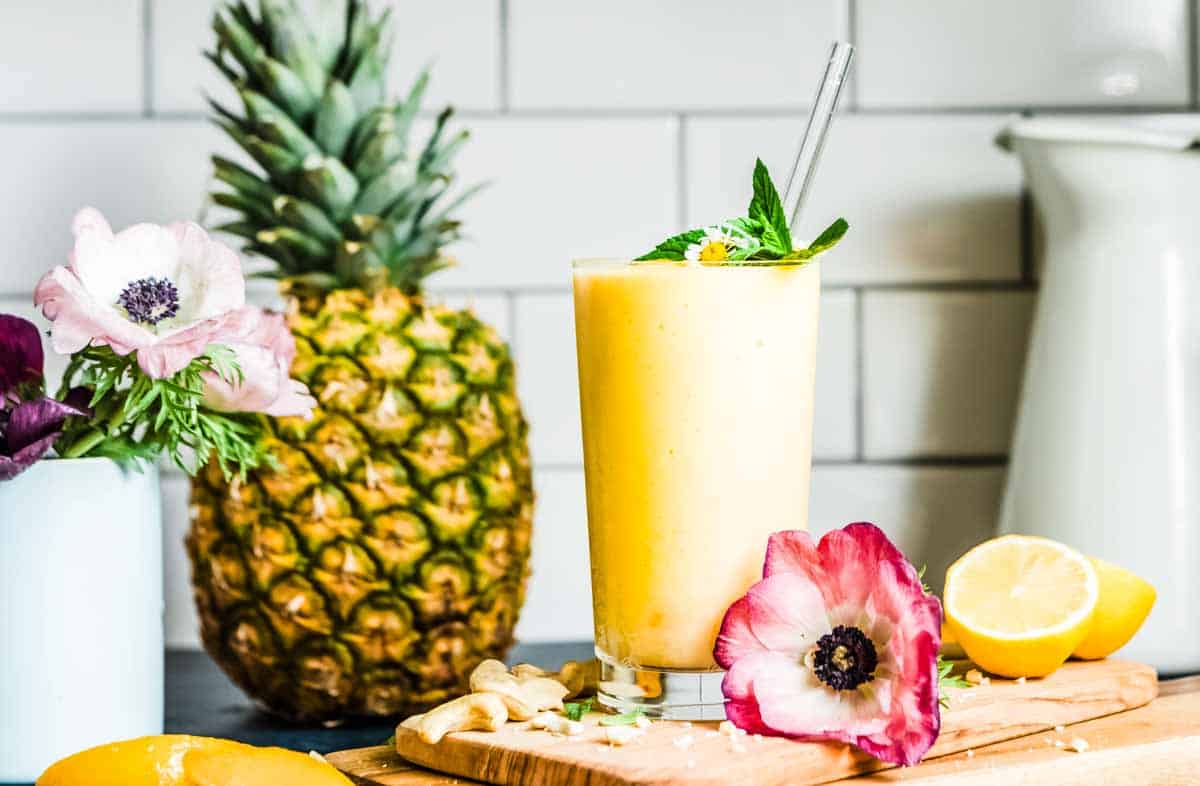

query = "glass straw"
[{"left": 782, "top": 41, "right": 855, "bottom": 233}]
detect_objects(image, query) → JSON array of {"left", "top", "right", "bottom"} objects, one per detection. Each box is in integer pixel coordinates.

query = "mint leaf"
[
  {"left": 786, "top": 217, "right": 849, "bottom": 261},
  {"left": 563, "top": 698, "right": 593, "bottom": 721},
  {"left": 599, "top": 709, "right": 647, "bottom": 726},
  {"left": 635, "top": 227, "right": 706, "bottom": 261},
  {"left": 747, "top": 158, "right": 792, "bottom": 256}
]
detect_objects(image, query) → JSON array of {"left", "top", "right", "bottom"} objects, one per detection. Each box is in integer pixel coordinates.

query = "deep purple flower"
[
  {"left": 0, "top": 314, "right": 45, "bottom": 397},
  {"left": 0, "top": 396, "right": 88, "bottom": 481}
]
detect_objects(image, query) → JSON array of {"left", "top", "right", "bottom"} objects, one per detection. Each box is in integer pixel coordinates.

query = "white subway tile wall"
[{"left": 1, "top": 1, "right": 1189, "bottom": 647}]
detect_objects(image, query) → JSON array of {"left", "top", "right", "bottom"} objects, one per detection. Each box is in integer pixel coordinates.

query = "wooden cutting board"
[{"left": 328, "top": 659, "right": 1165, "bottom": 786}]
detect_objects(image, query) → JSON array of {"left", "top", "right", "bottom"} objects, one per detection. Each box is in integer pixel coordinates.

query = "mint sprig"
[
  {"left": 636, "top": 158, "right": 848, "bottom": 265},
  {"left": 563, "top": 697, "right": 593, "bottom": 721},
  {"left": 598, "top": 709, "right": 648, "bottom": 726}
]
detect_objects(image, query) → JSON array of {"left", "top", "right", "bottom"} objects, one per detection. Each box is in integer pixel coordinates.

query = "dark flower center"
[
  {"left": 812, "top": 624, "right": 878, "bottom": 691},
  {"left": 117, "top": 277, "right": 180, "bottom": 325}
]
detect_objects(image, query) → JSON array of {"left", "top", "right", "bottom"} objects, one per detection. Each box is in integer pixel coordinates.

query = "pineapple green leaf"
[
  {"left": 313, "top": 80, "right": 357, "bottom": 157},
  {"left": 206, "top": 0, "right": 479, "bottom": 290},
  {"left": 261, "top": 56, "right": 320, "bottom": 120}
]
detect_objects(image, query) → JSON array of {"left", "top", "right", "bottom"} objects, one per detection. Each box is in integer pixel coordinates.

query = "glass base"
[{"left": 595, "top": 647, "right": 728, "bottom": 721}]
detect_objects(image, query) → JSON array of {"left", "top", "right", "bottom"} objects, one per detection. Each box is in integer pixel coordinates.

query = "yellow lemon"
[
  {"left": 1072, "top": 557, "right": 1156, "bottom": 660},
  {"left": 944, "top": 535, "right": 1098, "bottom": 678},
  {"left": 37, "top": 735, "right": 351, "bottom": 786}
]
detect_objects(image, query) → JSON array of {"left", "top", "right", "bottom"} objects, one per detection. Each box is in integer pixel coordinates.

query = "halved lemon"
[
  {"left": 944, "top": 535, "right": 1098, "bottom": 678},
  {"left": 1072, "top": 557, "right": 1156, "bottom": 660}
]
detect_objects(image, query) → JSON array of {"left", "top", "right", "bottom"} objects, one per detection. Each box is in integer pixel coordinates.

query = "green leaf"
[
  {"left": 806, "top": 217, "right": 849, "bottom": 255},
  {"left": 313, "top": 80, "right": 358, "bottom": 158},
  {"left": 634, "top": 227, "right": 705, "bottom": 261},
  {"left": 747, "top": 158, "right": 792, "bottom": 256},
  {"left": 937, "top": 654, "right": 971, "bottom": 708},
  {"left": 598, "top": 709, "right": 648, "bottom": 727},
  {"left": 563, "top": 698, "right": 592, "bottom": 722}
]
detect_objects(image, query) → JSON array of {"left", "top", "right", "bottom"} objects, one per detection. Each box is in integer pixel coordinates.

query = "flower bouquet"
[{"left": 0, "top": 208, "right": 314, "bottom": 781}]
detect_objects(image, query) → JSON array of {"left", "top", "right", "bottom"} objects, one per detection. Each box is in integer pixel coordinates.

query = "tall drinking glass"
[{"left": 573, "top": 259, "right": 821, "bottom": 719}]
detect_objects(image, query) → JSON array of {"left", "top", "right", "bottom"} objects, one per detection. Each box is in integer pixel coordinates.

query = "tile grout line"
[
  {"left": 844, "top": 0, "right": 860, "bottom": 112},
  {"left": 142, "top": 0, "right": 154, "bottom": 117},
  {"left": 505, "top": 289, "right": 519, "bottom": 354},
  {"left": 3, "top": 105, "right": 1199, "bottom": 125},
  {"left": 675, "top": 115, "right": 688, "bottom": 228},
  {"left": 497, "top": 0, "right": 511, "bottom": 113},
  {"left": 1191, "top": 0, "right": 1200, "bottom": 108},
  {"left": 853, "top": 287, "right": 865, "bottom": 461}
]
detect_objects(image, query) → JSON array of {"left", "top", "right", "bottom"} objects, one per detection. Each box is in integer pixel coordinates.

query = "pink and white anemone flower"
[
  {"left": 34, "top": 207, "right": 246, "bottom": 379},
  {"left": 201, "top": 306, "right": 316, "bottom": 418},
  {"left": 714, "top": 522, "right": 942, "bottom": 767}
]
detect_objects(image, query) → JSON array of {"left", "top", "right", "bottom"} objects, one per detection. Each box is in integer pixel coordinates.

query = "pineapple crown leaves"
[{"left": 206, "top": 0, "right": 479, "bottom": 292}]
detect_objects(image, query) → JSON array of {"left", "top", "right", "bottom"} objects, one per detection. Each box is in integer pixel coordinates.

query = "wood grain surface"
[{"left": 328, "top": 659, "right": 1167, "bottom": 785}]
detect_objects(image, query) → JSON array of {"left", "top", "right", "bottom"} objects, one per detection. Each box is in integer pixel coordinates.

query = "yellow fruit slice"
[
  {"left": 36, "top": 735, "right": 351, "bottom": 786},
  {"left": 1072, "top": 557, "right": 1156, "bottom": 660},
  {"left": 944, "top": 535, "right": 1098, "bottom": 678},
  {"left": 184, "top": 745, "right": 351, "bottom": 786}
]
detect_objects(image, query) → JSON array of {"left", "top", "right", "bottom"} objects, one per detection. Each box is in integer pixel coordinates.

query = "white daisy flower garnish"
[{"left": 684, "top": 224, "right": 753, "bottom": 264}]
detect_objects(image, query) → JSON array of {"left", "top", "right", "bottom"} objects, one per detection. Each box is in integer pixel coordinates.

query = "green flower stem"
[
  {"left": 60, "top": 396, "right": 129, "bottom": 459},
  {"left": 61, "top": 428, "right": 108, "bottom": 459}
]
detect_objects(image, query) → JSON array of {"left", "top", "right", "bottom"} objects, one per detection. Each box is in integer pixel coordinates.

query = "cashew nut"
[
  {"left": 512, "top": 658, "right": 600, "bottom": 699},
  {"left": 403, "top": 692, "right": 508, "bottom": 744},
  {"left": 604, "top": 726, "right": 644, "bottom": 746},
  {"left": 469, "top": 659, "right": 568, "bottom": 720},
  {"left": 530, "top": 711, "right": 584, "bottom": 736}
]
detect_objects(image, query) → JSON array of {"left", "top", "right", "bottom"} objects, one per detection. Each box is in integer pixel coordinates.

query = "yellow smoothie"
[{"left": 573, "top": 260, "right": 821, "bottom": 671}]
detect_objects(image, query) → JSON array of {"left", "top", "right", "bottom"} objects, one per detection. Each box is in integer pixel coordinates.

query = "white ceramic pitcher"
[{"left": 999, "top": 117, "right": 1200, "bottom": 676}]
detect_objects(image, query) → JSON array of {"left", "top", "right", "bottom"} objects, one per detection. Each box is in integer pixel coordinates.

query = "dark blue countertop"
[{"left": 10, "top": 643, "right": 593, "bottom": 786}]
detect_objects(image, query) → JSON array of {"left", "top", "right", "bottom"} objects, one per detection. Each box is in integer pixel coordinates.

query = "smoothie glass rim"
[{"left": 571, "top": 258, "right": 824, "bottom": 271}]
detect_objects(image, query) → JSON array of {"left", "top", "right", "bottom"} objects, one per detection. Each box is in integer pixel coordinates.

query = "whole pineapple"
[{"left": 187, "top": 0, "right": 534, "bottom": 721}]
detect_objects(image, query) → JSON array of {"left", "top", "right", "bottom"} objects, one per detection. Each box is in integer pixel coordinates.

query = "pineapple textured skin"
[{"left": 189, "top": 286, "right": 533, "bottom": 720}]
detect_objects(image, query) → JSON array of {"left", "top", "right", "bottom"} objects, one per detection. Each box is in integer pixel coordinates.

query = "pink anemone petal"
[
  {"left": 724, "top": 651, "right": 886, "bottom": 743},
  {"left": 170, "top": 221, "right": 245, "bottom": 321},
  {"left": 856, "top": 629, "right": 941, "bottom": 766},
  {"left": 34, "top": 267, "right": 152, "bottom": 356},
  {"left": 814, "top": 522, "right": 914, "bottom": 611},
  {"left": 71, "top": 206, "right": 113, "bottom": 239},
  {"left": 263, "top": 378, "right": 318, "bottom": 418},
  {"left": 714, "top": 594, "right": 761, "bottom": 668},
  {"left": 201, "top": 343, "right": 314, "bottom": 418},
  {"left": 743, "top": 572, "right": 831, "bottom": 658},
  {"left": 764, "top": 529, "right": 826, "bottom": 583},
  {"left": 133, "top": 321, "right": 227, "bottom": 379}
]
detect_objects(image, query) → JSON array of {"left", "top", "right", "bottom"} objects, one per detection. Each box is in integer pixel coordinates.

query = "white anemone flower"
[{"left": 34, "top": 207, "right": 246, "bottom": 379}]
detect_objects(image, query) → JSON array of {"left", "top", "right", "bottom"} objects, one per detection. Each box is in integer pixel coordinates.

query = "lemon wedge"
[
  {"left": 1072, "top": 557, "right": 1156, "bottom": 660},
  {"left": 944, "top": 535, "right": 1098, "bottom": 678}
]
